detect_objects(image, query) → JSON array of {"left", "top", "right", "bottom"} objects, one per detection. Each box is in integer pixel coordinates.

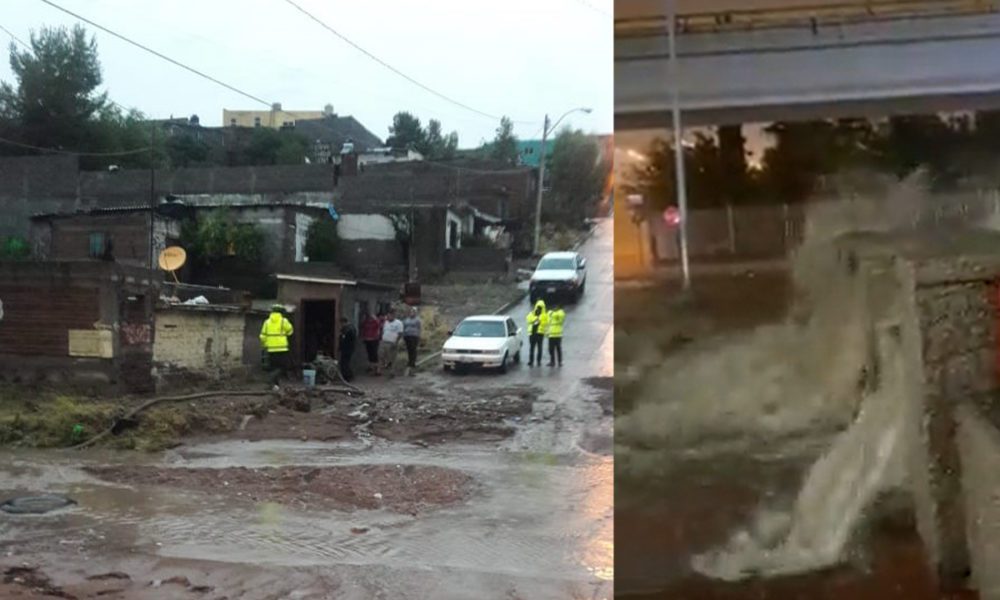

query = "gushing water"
[
  {"left": 619, "top": 177, "right": 945, "bottom": 578},
  {"left": 691, "top": 322, "right": 908, "bottom": 580}
]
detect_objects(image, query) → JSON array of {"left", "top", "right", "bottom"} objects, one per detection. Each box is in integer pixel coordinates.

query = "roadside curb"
[
  {"left": 571, "top": 223, "right": 597, "bottom": 251},
  {"left": 414, "top": 289, "right": 528, "bottom": 368}
]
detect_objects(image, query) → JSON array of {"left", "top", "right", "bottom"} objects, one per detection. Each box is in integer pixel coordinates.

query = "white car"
[
  {"left": 529, "top": 251, "right": 587, "bottom": 304},
  {"left": 441, "top": 315, "right": 523, "bottom": 373}
]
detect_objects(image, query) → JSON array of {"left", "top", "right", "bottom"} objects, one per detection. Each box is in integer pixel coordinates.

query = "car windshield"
[
  {"left": 453, "top": 320, "right": 506, "bottom": 338},
  {"left": 537, "top": 257, "right": 575, "bottom": 270}
]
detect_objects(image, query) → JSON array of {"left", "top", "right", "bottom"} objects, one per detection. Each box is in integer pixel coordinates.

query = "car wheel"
[
  {"left": 443, "top": 364, "right": 452, "bottom": 373},
  {"left": 498, "top": 352, "right": 509, "bottom": 374}
]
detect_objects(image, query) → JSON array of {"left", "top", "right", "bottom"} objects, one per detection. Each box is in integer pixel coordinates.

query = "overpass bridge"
[{"left": 616, "top": 0, "right": 1000, "bottom": 129}]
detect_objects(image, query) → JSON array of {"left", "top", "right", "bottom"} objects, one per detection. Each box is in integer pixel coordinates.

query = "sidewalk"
[{"left": 616, "top": 257, "right": 789, "bottom": 283}]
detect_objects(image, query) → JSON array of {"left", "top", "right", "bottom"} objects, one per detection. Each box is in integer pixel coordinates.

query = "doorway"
[{"left": 301, "top": 299, "right": 336, "bottom": 363}]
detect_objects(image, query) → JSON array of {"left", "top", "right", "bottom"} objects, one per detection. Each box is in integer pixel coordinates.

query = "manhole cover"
[{"left": 1, "top": 495, "right": 77, "bottom": 514}]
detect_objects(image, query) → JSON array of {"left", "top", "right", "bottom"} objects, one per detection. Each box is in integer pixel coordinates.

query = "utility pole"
[
  {"left": 668, "top": 0, "right": 691, "bottom": 291},
  {"left": 532, "top": 114, "right": 550, "bottom": 256},
  {"left": 148, "top": 123, "right": 156, "bottom": 272}
]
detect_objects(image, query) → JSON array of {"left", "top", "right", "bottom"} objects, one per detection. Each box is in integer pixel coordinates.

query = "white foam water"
[{"left": 691, "top": 322, "right": 908, "bottom": 581}]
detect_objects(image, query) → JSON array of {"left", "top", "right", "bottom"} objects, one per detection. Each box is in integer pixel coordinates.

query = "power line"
[
  {"left": 280, "top": 0, "right": 537, "bottom": 126},
  {"left": 0, "top": 23, "right": 29, "bottom": 48},
  {"left": 568, "top": 0, "right": 612, "bottom": 18},
  {"left": 0, "top": 21, "right": 151, "bottom": 121},
  {"left": 0, "top": 134, "right": 151, "bottom": 156},
  {"left": 38, "top": 0, "right": 274, "bottom": 109}
]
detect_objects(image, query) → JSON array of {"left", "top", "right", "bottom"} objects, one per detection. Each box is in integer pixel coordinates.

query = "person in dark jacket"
[
  {"left": 338, "top": 317, "right": 357, "bottom": 382},
  {"left": 402, "top": 306, "right": 422, "bottom": 376}
]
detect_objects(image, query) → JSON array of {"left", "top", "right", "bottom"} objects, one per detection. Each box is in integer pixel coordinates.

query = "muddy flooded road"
[{"left": 0, "top": 222, "right": 613, "bottom": 600}]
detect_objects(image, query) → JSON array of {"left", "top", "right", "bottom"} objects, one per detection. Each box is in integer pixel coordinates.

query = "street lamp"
[
  {"left": 667, "top": 0, "right": 691, "bottom": 291},
  {"left": 533, "top": 106, "right": 593, "bottom": 256}
]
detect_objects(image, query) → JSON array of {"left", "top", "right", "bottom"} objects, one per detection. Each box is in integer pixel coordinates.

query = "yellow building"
[{"left": 222, "top": 103, "right": 333, "bottom": 129}]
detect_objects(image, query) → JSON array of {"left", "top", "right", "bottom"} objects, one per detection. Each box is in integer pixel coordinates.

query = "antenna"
[{"left": 158, "top": 246, "right": 187, "bottom": 284}]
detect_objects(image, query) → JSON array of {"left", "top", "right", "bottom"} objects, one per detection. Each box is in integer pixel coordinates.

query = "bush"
[
  {"left": 181, "top": 209, "right": 265, "bottom": 264},
  {"left": 305, "top": 217, "right": 340, "bottom": 262},
  {"left": 0, "top": 236, "right": 30, "bottom": 260}
]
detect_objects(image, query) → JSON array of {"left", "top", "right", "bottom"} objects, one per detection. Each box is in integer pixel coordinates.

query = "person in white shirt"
[{"left": 378, "top": 309, "right": 404, "bottom": 377}]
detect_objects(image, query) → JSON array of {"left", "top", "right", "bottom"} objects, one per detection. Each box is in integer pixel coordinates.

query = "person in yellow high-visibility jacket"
[
  {"left": 260, "top": 304, "right": 294, "bottom": 387},
  {"left": 546, "top": 303, "right": 565, "bottom": 367},
  {"left": 525, "top": 299, "right": 548, "bottom": 367}
]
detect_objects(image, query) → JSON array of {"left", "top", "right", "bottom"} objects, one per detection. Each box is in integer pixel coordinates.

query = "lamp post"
[
  {"left": 667, "top": 0, "right": 691, "bottom": 291},
  {"left": 532, "top": 106, "right": 593, "bottom": 256}
]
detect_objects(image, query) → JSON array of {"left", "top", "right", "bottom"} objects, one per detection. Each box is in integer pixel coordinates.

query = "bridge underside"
[
  {"left": 615, "top": 11, "right": 1000, "bottom": 129},
  {"left": 617, "top": 89, "right": 1000, "bottom": 130}
]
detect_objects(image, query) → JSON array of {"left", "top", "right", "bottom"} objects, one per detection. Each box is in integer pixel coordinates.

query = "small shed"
[{"left": 275, "top": 269, "right": 397, "bottom": 369}]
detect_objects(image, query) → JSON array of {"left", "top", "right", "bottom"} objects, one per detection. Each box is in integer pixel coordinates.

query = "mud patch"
[
  {"left": 84, "top": 464, "right": 477, "bottom": 514},
  {"left": 3, "top": 566, "right": 74, "bottom": 598}
]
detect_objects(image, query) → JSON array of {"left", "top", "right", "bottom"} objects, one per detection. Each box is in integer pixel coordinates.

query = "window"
[
  {"left": 537, "top": 257, "right": 575, "bottom": 270},
  {"left": 506, "top": 318, "right": 517, "bottom": 336},
  {"left": 230, "top": 118, "right": 236, "bottom": 127},
  {"left": 254, "top": 116, "right": 261, "bottom": 128},
  {"left": 453, "top": 320, "right": 506, "bottom": 338},
  {"left": 88, "top": 232, "right": 107, "bottom": 258}
]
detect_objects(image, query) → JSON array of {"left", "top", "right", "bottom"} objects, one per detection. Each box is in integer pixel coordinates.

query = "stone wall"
[
  {"left": 957, "top": 404, "right": 1000, "bottom": 600},
  {"left": 153, "top": 307, "right": 247, "bottom": 382}
]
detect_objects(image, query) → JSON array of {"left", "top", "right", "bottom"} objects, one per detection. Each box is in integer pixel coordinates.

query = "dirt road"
[{"left": 0, "top": 220, "right": 613, "bottom": 600}]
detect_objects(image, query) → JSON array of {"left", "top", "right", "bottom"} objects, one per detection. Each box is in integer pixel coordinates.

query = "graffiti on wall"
[{"left": 121, "top": 322, "right": 152, "bottom": 346}]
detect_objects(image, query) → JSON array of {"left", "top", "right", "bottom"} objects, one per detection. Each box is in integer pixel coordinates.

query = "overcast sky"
[{"left": 1, "top": 0, "right": 612, "bottom": 147}]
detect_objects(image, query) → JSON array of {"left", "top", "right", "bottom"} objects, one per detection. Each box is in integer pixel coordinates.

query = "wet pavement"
[{"left": 0, "top": 220, "right": 614, "bottom": 599}]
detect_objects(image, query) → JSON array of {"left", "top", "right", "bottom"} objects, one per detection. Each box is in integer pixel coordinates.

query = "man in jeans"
[
  {"left": 402, "top": 306, "right": 422, "bottom": 376},
  {"left": 546, "top": 302, "right": 566, "bottom": 367},
  {"left": 378, "top": 309, "right": 404, "bottom": 377},
  {"left": 525, "top": 299, "right": 548, "bottom": 367}
]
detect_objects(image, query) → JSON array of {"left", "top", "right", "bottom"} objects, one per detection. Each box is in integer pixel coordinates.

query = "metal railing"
[{"left": 615, "top": 0, "right": 999, "bottom": 38}]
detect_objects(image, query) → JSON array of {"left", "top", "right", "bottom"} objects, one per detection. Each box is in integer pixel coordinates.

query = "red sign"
[{"left": 663, "top": 207, "right": 681, "bottom": 227}]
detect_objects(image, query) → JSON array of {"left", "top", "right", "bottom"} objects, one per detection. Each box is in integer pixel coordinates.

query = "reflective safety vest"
[
  {"left": 547, "top": 309, "right": 565, "bottom": 338},
  {"left": 259, "top": 312, "right": 294, "bottom": 353},
  {"left": 526, "top": 300, "right": 548, "bottom": 335}
]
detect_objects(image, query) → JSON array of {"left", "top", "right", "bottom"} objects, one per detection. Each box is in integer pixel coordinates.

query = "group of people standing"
[
  {"left": 347, "top": 306, "right": 422, "bottom": 380},
  {"left": 261, "top": 296, "right": 567, "bottom": 387},
  {"left": 260, "top": 304, "right": 423, "bottom": 387},
  {"left": 525, "top": 299, "right": 567, "bottom": 367}
]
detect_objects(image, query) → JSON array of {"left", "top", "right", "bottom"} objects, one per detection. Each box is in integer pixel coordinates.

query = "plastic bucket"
[{"left": 302, "top": 369, "right": 317, "bottom": 387}]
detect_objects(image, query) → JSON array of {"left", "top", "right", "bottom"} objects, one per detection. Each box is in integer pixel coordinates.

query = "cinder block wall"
[{"left": 153, "top": 308, "right": 246, "bottom": 381}]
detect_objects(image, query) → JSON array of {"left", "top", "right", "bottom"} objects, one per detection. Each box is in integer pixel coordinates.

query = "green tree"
[
  {"left": 418, "top": 119, "right": 458, "bottom": 160},
  {"left": 166, "top": 132, "right": 210, "bottom": 167},
  {"left": 304, "top": 217, "right": 339, "bottom": 262},
  {"left": 490, "top": 116, "right": 518, "bottom": 165},
  {"left": 628, "top": 133, "right": 737, "bottom": 210},
  {"left": 181, "top": 209, "right": 265, "bottom": 264},
  {"left": 0, "top": 25, "right": 106, "bottom": 153},
  {"left": 546, "top": 129, "right": 609, "bottom": 222},
  {"left": 244, "top": 128, "right": 308, "bottom": 165},
  {"left": 386, "top": 111, "right": 425, "bottom": 151}
]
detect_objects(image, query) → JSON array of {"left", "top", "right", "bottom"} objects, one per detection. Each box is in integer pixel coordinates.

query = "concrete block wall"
[
  {"left": 153, "top": 308, "right": 246, "bottom": 381},
  {"left": 957, "top": 404, "right": 1000, "bottom": 600}
]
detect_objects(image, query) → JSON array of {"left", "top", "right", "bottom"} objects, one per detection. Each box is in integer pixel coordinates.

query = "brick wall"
[
  {"left": 0, "top": 284, "right": 100, "bottom": 356},
  {"left": 153, "top": 307, "right": 247, "bottom": 379},
  {"left": 45, "top": 213, "right": 152, "bottom": 265}
]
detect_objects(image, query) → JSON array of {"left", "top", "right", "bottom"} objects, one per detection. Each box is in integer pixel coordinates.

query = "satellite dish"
[{"left": 158, "top": 246, "right": 187, "bottom": 284}]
